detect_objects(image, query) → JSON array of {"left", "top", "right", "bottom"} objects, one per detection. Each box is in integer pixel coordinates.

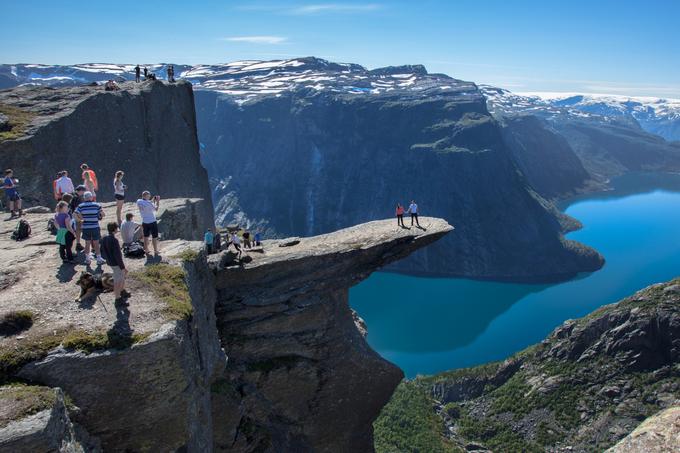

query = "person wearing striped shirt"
[{"left": 74, "top": 191, "right": 105, "bottom": 266}]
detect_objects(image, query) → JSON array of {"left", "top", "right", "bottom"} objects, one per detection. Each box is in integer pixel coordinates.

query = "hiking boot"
[
  {"left": 120, "top": 289, "right": 132, "bottom": 298},
  {"left": 96, "top": 256, "right": 105, "bottom": 265}
]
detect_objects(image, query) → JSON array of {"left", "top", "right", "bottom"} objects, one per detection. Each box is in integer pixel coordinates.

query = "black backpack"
[
  {"left": 12, "top": 219, "right": 31, "bottom": 241},
  {"left": 47, "top": 218, "right": 58, "bottom": 235},
  {"left": 123, "top": 241, "right": 145, "bottom": 258}
]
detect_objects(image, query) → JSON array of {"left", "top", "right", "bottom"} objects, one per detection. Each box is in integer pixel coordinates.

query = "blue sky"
[{"left": 1, "top": 0, "right": 679, "bottom": 97}]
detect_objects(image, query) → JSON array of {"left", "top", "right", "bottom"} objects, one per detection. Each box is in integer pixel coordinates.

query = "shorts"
[
  {"left": 6, "top": 192, "right": 20, "bottom": 202},
  {"left": 111, "top": 265, "right": 125, "bottom": 281},
  {"left": 142, "top": 221, "right": 159, "bottom": 238},
  {"left": 81, "top": 228, "right": 101, "bottom": 241},
  {"left": 114, "top": 194, "right": 125, "bottom": 201}
]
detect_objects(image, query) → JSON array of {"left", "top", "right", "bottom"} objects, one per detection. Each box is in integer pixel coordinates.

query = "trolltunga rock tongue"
[{"left": 207, "top": 217, "right": 453, "bottom": 452}]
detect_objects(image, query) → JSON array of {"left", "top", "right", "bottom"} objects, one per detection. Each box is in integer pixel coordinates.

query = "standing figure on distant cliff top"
[
  {"left": 1, "top": 169, "right": 22, "bottom": 218},
  {"left": 135, "top": 64, "right": 141, "bottom": 83},
  {"left": 143, "top": 67, "right": 148, "bottom": 79},
  {"left": 81, "top": 164, "right": 98, "bottom": 199},
  {"left": 407, "top": 200, "right": 421, "bottom": 228},
  {"left": 136, "top": 191, "right": 161, "bottom": 256},
  {"left": 167, "top": 65, "right": 175, "bottom": 83},
  {"left": 113, "top": 171, "right": 127, "bottom": 225},
  {"left": 395, "top": 203, "right": 406, "bottom": 228}
]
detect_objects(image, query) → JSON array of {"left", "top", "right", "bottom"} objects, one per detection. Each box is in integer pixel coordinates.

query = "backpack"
[
  {"left": 123, "top": 241, "right": 145, "bottom": 258},
  {"left": 47, "top": 218, "right": 58, "bottom": 235},
  {"left": 11, "top": 219, "right": 31, "bottom": 241}
]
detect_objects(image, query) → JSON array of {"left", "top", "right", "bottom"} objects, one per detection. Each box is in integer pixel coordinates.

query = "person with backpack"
[
  {"left": 113, "top": 170, "right": 127, "bottom": 225},
  {"left": 396, "top": 203, "right": 406, "bottom": 228},
  {"left": 54, "top": 201, "right": 76, "bottom": 263},
  {"left": 407, "top": 200, "right": 421, "bottom": 228},
  {"left": 55, "top": 170, "right": 74, "bottom": 202},
  {"left": 135, "top": 65, "right": 141, "bottom": 83},
  {"left": 204, "top": 228, "right": 214, "bottom": 254},
  {"left": 74, "top": 191, "right": 105, "bottom": 266},
  {"left": 1, "top": 169, "right": 22, "bottom": 218},
  {"left": 136, "top": 191, "right": 161, "bottom": 256},
  {"left": 101, "top": 222, "right": 130, "bottom": 305}
]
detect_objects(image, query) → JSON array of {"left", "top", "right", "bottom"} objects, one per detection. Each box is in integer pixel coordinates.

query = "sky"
[{"left": 1, "top": 0, "right": 679, "bottom": 97}]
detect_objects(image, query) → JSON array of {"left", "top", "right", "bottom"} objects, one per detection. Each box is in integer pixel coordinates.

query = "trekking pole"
[{"left": 97, "top": 295, "right": 108, "bottom": 313}]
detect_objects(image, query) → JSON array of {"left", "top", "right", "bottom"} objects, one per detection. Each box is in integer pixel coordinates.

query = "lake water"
[{"left": 349, "top": 173, "right": 680, "bottom": 377}]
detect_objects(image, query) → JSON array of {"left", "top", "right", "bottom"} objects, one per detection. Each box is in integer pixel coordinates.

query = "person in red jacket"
[{"left": 396, "top": 203, "right": 406, "bottom": 228}]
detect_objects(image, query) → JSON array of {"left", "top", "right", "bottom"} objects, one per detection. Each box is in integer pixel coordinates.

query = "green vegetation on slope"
[
  {"left": 0, "top": 310, "right": 34, "bottom": 336},
  {"left": 374, "top": 381, "right": 460, "bottom": 453},
  {"left": 0, "top": 103, "right": 35, "bottom": 141},
  {"left": 130, "top": 264, "right": 193, "bottom": 320},
  {"left": 0, "top": 383, "right": 56, "bottom": 428}
]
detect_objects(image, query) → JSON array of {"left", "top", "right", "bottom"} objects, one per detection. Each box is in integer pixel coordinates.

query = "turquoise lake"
[{"left": 349, "top": 173, "right": 680, "bottom": 378}]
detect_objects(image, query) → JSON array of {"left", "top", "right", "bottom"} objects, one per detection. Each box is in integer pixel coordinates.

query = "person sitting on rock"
[
  {"left": 101, "top": 222, "right": 130, "bottom": 305},
  {"left": 104, "top": 80, "right": 120, "bottom": 91},
  {"left": 54, "top": 200, "right": 76, "bottom": 263},
  {"left": 120, "top": 212, "right": 142, "bottom": 246},
  {"left": 136, "top": 191, "right": 161, "bottom": 256},
  {"left": 1, "top": 169, "right": 22, "bottom": 218},
  {"left": 74, "top": 191, "right": 105, "bottom": 266},
  {"left": 204, "top": 228, "right": 214, "bottom": 254}
]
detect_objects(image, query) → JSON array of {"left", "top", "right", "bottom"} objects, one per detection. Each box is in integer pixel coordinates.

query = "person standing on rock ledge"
[
  {"left": 80, "top": 164, "right": 98, "bottom": 200},
  {"left": 136, "top": 191, "right": 161, "bottom": 256},
  {"left": 101, "top": 222, "right": 130, "bottom": 305},
  {"left": 167, "top": 65, "right": 175, "bottom": 83},
  {"left": 407, "top": 200, "right": 421, "bottom": 228},
  {"left": 55, "top": 170, "right": 74, "bottom": 202},
  {"left": 54, "top": 201, "right": 76, "bottom": 263},
  {"left": 1, "top": 169, "right": 22, "bottom": 218},
  {"left": 395, "top": 203, "right": 406, "bottom": 228},
  {"left": 135, "top": 65, "right": 141, "bottom": 83},
  {"left": 74, "top": 191, "right": 105, "bottom": 266},
  {"left": 113, "top": 171, "right": 126, "bottom": 225}
]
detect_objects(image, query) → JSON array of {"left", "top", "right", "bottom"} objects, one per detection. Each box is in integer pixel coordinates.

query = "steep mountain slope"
[
  {"left": 194, "top": 61, "right": 603, "bottom": 281},
  {"left": 375, "top": 278, "right": 680, "bottom": 452}
]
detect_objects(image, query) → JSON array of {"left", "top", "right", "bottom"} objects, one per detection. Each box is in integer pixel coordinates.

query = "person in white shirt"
[
  {"left": 55, "top": 171, "right": 75, "bottom": 201},
  {"left": 407, "top": 200, "right": 421, "bottom": 227},
  {"left": 120, "top": 212, "right": 142, "bottom": 245},
  {"left": 230, "top": 232, "right": 242, "bottom": 258},
  {"left": 113, "top": 170, "right": 127, "bottom": 225},
  {"left": 136, "top": 191, "right": 161, "bottom": 255}
]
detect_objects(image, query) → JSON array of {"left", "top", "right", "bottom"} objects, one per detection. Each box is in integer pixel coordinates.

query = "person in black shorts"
[
  {"left": 113, "top": 171, "right": 126, "bottom": 225},
  {"left": 136, "top": 191, "right": 160, "bottom": 255}
]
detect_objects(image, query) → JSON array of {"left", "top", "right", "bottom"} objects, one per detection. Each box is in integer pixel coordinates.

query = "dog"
[{"left": 75, "top": 271, "right": 114, "bottom": 302}]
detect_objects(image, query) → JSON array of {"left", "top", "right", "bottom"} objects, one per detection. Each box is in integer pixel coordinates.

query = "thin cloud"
[
  {"left": 221, "top": 36, "right": 288, "bottom": 45},
  {"left": 291, "top": 3, "right": 382, "bottom": 14},
  {"left": 237, "top": 3, "right": 382, "bottom": 15}
]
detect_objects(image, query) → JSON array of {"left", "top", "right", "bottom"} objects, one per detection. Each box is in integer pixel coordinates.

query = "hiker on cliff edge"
[
  {"left": 407, "top": 200, "right": 421, "bottom": 228},
  {"left": 395, "top": 203, "right": 406, "bottom": 228},
  {"left": 135, "top": 65, "right": 141, "bottom": 83},
  {"left": 167, "top": 65, "right": 175, "bottom": 83},
  {"left": 1, "top": 169, "right": 22, "bottom": 218}
]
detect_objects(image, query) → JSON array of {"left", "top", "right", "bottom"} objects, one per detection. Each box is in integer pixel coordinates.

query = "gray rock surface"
[
  {"left": 0, "top": 81, "right": 213, "bottom": 226},
  {"left": 208, "top": 217, "right": 453, "bottom": 451},
  {"left": 0, "top": 387, "right": 99, "bottom": 453},
  {"left": 606, "top": 406, "right": 680, "bottom": 452}
]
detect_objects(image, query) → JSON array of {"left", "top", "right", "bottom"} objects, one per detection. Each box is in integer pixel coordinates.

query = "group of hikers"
[
  {"left": 133, "top": 65, "right": 175, "bottom": 83},
  {"left": 2, "top": 164, "right": 165, "bottom": 304},
  {"left": 204, "top": 227, "right": 262, "bottom": 258}
]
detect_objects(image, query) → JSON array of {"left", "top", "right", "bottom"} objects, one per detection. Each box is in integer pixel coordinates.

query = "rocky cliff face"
[
  {"left": 376, "top": 278, "right": 680, "bottom": 452},
  {"left": 0, "top": 81, "right": 213, "bottom": 226}
]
